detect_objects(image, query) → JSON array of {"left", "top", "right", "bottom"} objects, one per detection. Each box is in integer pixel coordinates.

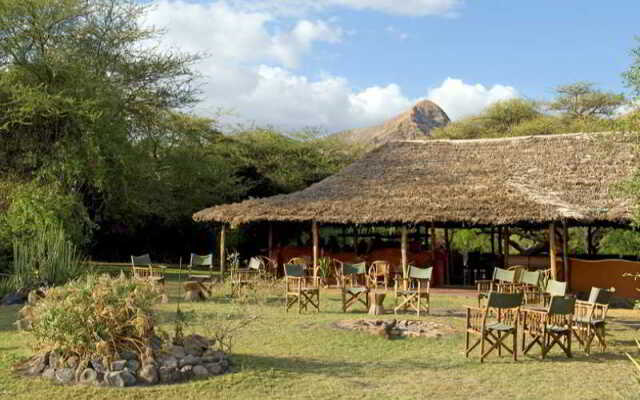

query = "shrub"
[{"left": 20, "top": 274, "right": 159, "bottom": 360}]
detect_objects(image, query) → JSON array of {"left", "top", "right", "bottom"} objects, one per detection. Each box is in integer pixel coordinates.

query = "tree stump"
[
  {"left": 368, "top": 292, "right": 386, "bottom": 315},
  {"left": 183, "top": 281, "right": 205, "bottom": 301}
]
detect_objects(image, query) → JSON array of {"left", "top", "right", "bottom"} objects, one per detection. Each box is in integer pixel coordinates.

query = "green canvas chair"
[
  {"left": 284, "top": 264, "right": 320, "bottom": 313},
  {"left": 230, "top": 257, "right": 260, "bottom": 297},
  {"left": 519, "top": 270, "right": 542, "bottom": 304},
  {"left": 573, "top": 287, "right": 614, "bottom": 355},
  {"left": 543, "top": 279, "right": 567, "bottom": 306},
  {"left": 339, "top": 262, "right": 370, "bottom": 312},
  {"left": 394, "top": 266, "right": 432, "bottom": 317},
  {"left": 465, "top": 292, "right": 523, "bottom": 362},
  {"left": 476, "top": 267, "right": 516, "bottom": 307},
  {"left": 131, "top": 253, "right": 167, "bottom": 302},
  {"left": 185, "top": 253, "right": 215, "bottom": 298},
  {"left": 521, "top": 296, "right": 575, "bottom": 359}
]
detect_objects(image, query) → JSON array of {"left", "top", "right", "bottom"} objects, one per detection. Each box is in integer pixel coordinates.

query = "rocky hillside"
[{"left": 339, "top": 100, "right": 450, "bottom": 147}]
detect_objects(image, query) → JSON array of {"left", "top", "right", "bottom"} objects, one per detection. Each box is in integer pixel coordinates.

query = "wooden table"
[{"left": 368, "top": 291, "right": 386, "bottom": 315}]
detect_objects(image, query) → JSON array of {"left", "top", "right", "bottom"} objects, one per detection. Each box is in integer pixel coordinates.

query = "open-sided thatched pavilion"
[{"left": 194, "top": 132, "right": 638, "bottom": 294}]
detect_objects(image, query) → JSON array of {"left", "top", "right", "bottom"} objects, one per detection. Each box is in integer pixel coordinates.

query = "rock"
[
  {"left": 137, "top": 365, "right": 158, "bottom": 385},
  {"left": 202, "top": 350, "right": 224, "bottom": 361},
  {"left": 42, "top": 368, "right": 56, "bottom": 380},
  {"left": 150, "top": 335, "right": 163, "bottom": 350},
  {"left": 192, "top": 365, "right": 209, "bottom": 377},
  {"left": 48, "top": 352, "right": 60, "bottom": 369},
  {"left": 158, "top": 366, "right": 178, "bottom": 384},
  {"left": 28, "top": 353, "right": 49, "bottom": 375},
  {"left": 179, "top": 365, "right": 193, "bottom": 379},
  {"left": 1, "top": 291, "right": 27, "bottom": 306},
  {"left": 91, "top": 359, "right": 105, "bottom": 374},
  {"left": 120, "top": 350, "right": 138, "bottom": 361},
  {"left": 55, "top": 368, "right": 75, "bottom": 384},
  {"left": 179, "top": 354, "right": 200, "bottom": 367},
  {"left": 66, "top": 355, "right": 79, "bottom": 369},
  {"left": 78, "top": 368, "right": 98, "bottom": 385},
  {"left": 205, "top": 362, "right": 223, "bottom": 375},
  {"left": 126, "top": 359, "right": 141, "bottom": 373},
  {"left": 105, "top": 371, "right": 125, "bottom": 387},
  {"left": 169, "top": 345, "right": 186, "bottom": 359},
  {"left": 220, "top": 359, "right": 230, "bottom": 369},
  {"left": 110, "top": 359, "right": 127, "bottom": 371},
  {"left": 121, "top": 371, "right": 137, "bottom": 386},
  {"left": 161, "top": 356, "right": 178, "bottom": 369}
]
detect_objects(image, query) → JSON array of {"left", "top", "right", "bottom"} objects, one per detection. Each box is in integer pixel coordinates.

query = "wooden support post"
[
  {"left": 401, "top": 226, "right": 408, "bottom": 281},
  {"left": 268, "top": 223, "right": 273, "bottom": 259},
  {"left": 503, "top": 227, "right": 510, "bottom": 268},
  {"left": 562, "top": 220, "right": 569, "bottom": 286},
  {"left": 549, "top": 222, "right": 558, "bottom": 281},
  {"left": 444, "top": 228, "right": 451, "bottom": 286},
  {"left": 430, "top": 222, "right": 436, "bottom": 254},
  {"left": 220, "top": 224, "right": 226, "bottom": 275},
  {"left": 354, "top": 226, "right": 359, "bottom": 254},
  {"left": 312, "top": 221, "right": 319, "bottom": 278},
  {"left": 497, "top": 227, "right": 503, "bottom": 256}
]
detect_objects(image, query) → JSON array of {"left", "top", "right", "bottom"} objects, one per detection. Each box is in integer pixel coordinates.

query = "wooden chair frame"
[
  {"left": 517, "top": 270, "right": 543, "bottom": 305},
  {"left": 368, "top": 260, "right": 391, "bottom": 290},
  {"left": 284, "top": 264, "right": 320, "bottom": 313},
  {"left": 230, "top": 257, "right": 261, "bottom": 297},
  {"left": 131, "top": 254, "right": 167, "bottom": 302},
  {"left": 339, "top": 262, "right": 370, "bottom": 312},
  {"left": 543, "top": 279, "right": 567, "bottom": 307},
  {"left": 187, "top": 253, "right": 216, "bottom": 297},
  {"left": 394, "top": 266, "right": 432, "bottom": 317},
  {"left": 521, "top": 296, "right": 575, "bottom": 359},
  {"left": 572, "top": 287, "right": 613, "bottom": 355},
  {"left": 465, "top": 292, "right": 523, "bottom": 362}
]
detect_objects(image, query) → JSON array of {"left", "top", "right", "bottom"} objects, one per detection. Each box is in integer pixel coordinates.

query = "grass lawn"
[{"left": 1, "top": 272, "right": 639, "bottom": 400}]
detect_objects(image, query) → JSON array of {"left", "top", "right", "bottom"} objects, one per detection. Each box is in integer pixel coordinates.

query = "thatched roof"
[{"left": 193, "top": 132, "right": 638, "bottom": 227}]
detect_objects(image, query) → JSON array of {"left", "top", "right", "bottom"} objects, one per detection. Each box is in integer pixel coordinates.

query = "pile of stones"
[
  {"left": 19, "top": 334, "right": 231, "bottom": 387},
  {"left": 334, "top": 319, "right": 454, "bottom": 339}
]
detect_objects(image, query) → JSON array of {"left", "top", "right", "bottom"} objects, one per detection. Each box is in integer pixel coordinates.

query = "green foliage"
[
  {"left": 599, "top": 229, "right": 640, "bottom": 257},
  {"left": 20, "top": 274, "right": 158, "bottom": 359},
  {"left": 11, "top": 225, "right": 87, "bottom": 289},
  {"left": 450, "top": 229, "right": 493, "bottom": 253}
]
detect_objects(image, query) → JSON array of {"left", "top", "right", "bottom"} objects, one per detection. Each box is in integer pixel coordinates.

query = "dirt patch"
[{"left": 333, "top": 319, "right": 455, "bottom": 339}]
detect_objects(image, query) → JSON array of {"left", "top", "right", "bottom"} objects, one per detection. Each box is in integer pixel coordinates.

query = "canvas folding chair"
[
  {"left": 476, "top": 267, "right": 516, "bottom": 307},
  {"left": 518, "top": 270, "right": 543, "bottom": 305},
  {"left": 368, "top": 260, "right": 391, "bottom": 290},
  {"left": 185, "top": 253, "right": 216, "bottom": 297},
  {"left": 521, "top": 296, "right": 575, "bottom": 359},
  {"left": 465, "top": 292, "right": 523, "bottom": 362},
  {"left": 131, "top": 254, "right": 167, "bottom": 302},
  {"left": 288, "top": 257, "right": 311, "bottom": 276},
  {"left": 543, "top": 279, "right": 567, "bottom": 306},
  {"left": 394, "top": 266, "right": 432, "bottom": 317},
  {"left": 230, "top": 257, "right": 260, "bottom": 297},
  {"left": 339, "top": 262, "right": 370, "bottom": 312},
  {"left": 284, "top": 264, "right": 320, "bottom": 313},
  {"left": 573, "top": 287, "right": 614, "bottom": 355}
]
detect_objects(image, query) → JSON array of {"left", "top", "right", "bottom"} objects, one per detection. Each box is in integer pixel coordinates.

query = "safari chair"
[
  {"left": 521, "top": 296, "right": 575, "bottom": 359},
  {"left": 518, "top": 270, "right": 543, "bottom": 305},
  {"left": 368, "top": 260, "right": 391, "bottom": 290},
  {"left": 465, "top": 292, "right": 523, "bottom": 362},
  {"left": 230, "top": 257, "right": 260, "bottom": 297},
  {"left": 185, "top": 253, "right": 216, "bottom": 297},
  {"left": 507, "top": 265, "right": 527, "bottom": 283},
  {"left": 543, "top": 279, "right": 567, "bottom": 306},
  {"left": 339, "top": 262, "right": 370, "bottom": 312},
  {"left": 288, "top": 257, "right": 311, "bottom": 276},
  {"left": 131, "top": 254, "right": 167, "bottom": 302},
  {"left": 394, "top": 266, "right": 432, "bottom": 317},
  {"left": 573, "top": 287, "right": 614, "bottom": 355},
  {"left": 476, "top": 267, "right": 516, "bottom": 307},
  {"left": 258, "top": 255, "right": 278, "bottom": 279},
  {"left": 284, "top": 264, "right": 320, "bottom": 313},
  {"left": 247, "top": 256, "right": 269, "bottom": 279}
]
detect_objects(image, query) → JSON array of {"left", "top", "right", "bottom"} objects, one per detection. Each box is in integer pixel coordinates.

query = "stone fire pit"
[{"left": 334, "top": 319, "right": 455, "bottom": 339}]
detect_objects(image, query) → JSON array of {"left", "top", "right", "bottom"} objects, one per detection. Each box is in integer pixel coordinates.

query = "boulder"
[
  {"left": 105, "top": 371, "right": 125, "bottom": 388},
  {"left": 90, "top": 358, "right": 105, "bottom": 374},
  {"left": 78, "top": 368, "right": 98, "bottom": 385},
  {"left": 126, "top": 359, "right": 141, "bottom": 373},
  {"left": 55, "top": 368, "right": 75, "bottom": 384},
  {"left": 179, "top": 365, "right": 193, "bottom": 379},
  {"left": 205, "top": 362, "right": 223, "bottom": 375},
  {"left": 120, "top": 371, "right": 137, "bottom": 386},
  {"left": 192, "top": 365, "right": 209, "bottom": 377},
  {"left": 27, "top": 353, "right": 49, "bottom": 376},
  {"left": 158, "top": 366, "right": 179, "bottom": 384},
  {"left": 42, "top": 368, "right": 56, "bottom": 380},
  {"left": 137, "top": 365, "right": 159, "bottom": 385},
  {"left": 169, "top": 345, "right": 186, "bottom": 359},
  {"left": 179, "top": 354, "right": 200, "bottom": 368},
  {"left": 110, "top": 359, "right": 127, "bottom": 371}
]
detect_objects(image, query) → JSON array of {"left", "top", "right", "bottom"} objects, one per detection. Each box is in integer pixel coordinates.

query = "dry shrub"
[{"left": 20, "top": 274, "right": 159, "bottom": 360}]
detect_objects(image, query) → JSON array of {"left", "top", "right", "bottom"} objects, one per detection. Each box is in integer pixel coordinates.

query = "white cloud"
[
  {"left": 145, "top": 1, "right": 342, "bottom": 68},
  {"left": 426, "top": 78, "right": 519, "bottom": 120},
  {"left": 230, "top": 0, "right": 462, "bottom": 17}
]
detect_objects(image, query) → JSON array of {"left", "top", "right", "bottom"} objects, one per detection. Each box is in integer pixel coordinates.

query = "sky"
[{"left": 143, "top": 0, "right": 640, "bottom": 132}]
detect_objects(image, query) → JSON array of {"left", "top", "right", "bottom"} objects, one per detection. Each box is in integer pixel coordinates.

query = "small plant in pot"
[{"left": 316, "top": 257, "right": 332, "bottom": 287}]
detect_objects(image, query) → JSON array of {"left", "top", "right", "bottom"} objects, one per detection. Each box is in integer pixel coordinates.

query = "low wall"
[{"left": 569, "top": 258, "right": 640, "bottom": 299}]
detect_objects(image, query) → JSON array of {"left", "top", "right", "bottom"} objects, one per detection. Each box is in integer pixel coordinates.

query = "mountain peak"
[{"left": 339, "top": 100, "right": 450, "bottom": 147}]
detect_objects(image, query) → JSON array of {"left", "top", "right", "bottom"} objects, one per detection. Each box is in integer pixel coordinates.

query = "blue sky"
[{"left": 144, "top": 1, "right": 639, "bottom": 132}]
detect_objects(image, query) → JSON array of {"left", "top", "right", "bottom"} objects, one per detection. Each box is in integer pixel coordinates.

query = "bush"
[{"left": 19, "top": 274, "right": 159, "bottom": 359}]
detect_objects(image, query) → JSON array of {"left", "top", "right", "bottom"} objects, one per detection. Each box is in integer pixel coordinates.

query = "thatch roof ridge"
[{"left": 194, "top": 131, "right": 637, "bottom": 227}]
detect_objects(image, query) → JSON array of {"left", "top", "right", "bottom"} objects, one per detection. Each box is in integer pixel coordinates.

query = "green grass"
[{"left": 1, "top": 275, "right": 639, "bottom": 400}]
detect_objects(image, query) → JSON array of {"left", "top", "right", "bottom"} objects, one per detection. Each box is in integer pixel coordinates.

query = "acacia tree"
[{"left": 549, "top": 82, "right": 626, "bottom": 118}]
